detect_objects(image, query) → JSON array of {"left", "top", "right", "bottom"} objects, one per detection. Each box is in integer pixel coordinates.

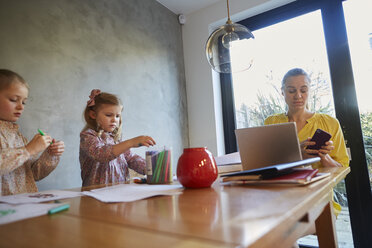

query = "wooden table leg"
[{"left": 315, "top": 201, "right": 338, "bottom": 248}]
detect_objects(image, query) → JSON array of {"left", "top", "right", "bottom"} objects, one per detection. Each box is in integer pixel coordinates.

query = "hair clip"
[{"left": 87, "top": 89, "right": 101, "bottom": 107}]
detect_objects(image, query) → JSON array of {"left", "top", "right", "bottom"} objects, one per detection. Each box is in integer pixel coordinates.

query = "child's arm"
[
  {"left": 125, "top": 150, "right": 146, "bottom": 175},
  {"left": 30, "top": 139, "right": 65, "bottom": 181},
  {"left": 112, "top": 136, "right": 156, "bottom": 157},
  {"left": 30, "top": 150, "right": 60, "bottom": 180},
  {"left": 80, "top": 131, "right": 155, "bottom": 163},
  {"left": 80, "top": 131, "right": 117, "bottom": 163},
  {"left": 0, "top": 146, "right": 31, "bottom": 176},
  {"left": 0, "top": 133, "right": 51, "bottom": 176}
]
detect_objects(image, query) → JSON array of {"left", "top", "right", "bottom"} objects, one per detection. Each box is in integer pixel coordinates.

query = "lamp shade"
[{"left": 205, "top": 22, "right": 254, "bottom": 73}]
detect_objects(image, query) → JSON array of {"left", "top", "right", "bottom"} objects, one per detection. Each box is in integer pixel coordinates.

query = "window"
[
  {"left": 219, "top": 0, "right": 372, "bottom": 247},
  {"left": 231, "top": 11, "right": 334, "bottom": 129},
  {"left": 343, "top": 0, "right": 372, "bottom": 190}
]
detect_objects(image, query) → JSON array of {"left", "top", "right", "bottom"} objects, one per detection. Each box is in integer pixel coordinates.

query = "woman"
[
  {"left": 265, "top": 68, "right": 349, "bottom": 169},
  {"left": 264, "top": 68, "right": 349, "bottom": 220}
]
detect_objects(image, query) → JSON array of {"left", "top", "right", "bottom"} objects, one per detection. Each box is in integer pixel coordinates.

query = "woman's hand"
[
  {"left": 318, "top": 140, "right": 334, "bottom": 156},
  {"left": 130, "top": 135, "right": 156, "bottom": 147},
  {"left": 301, "top": 138, "right": 341, "bottom": 167},
  {"left": 48, "top": 140, "right": 65, "bottom": 156},
  {"left": 25, "top": 134, "right": 53, "bottom": 156},
  {"left": 300, "top": 137, "right": 317, "bottom": 159},
  {"left": 318, "top": 140, "right": 341, "bottom": 167}
]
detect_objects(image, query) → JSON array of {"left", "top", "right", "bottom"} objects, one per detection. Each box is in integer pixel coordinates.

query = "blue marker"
[{"left": 48, "top": 204, "right": 70, "bottom": 215}]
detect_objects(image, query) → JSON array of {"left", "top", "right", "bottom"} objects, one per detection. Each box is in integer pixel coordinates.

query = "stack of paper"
[{"left": 214, "top": 152, "right": 243, "bottom": 174}]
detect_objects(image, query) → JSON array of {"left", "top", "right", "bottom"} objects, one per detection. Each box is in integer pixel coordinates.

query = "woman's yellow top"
[
  {"left": 264, "top": 113, "right": 350, "bottom": 216},
  {"left": 264, "top": 113, "right": 349, "bottom": 168}
]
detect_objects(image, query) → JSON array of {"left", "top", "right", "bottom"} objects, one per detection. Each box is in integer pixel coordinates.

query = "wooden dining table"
[{"left": 0, "top": 166, "right": 350, "bottom": 248}]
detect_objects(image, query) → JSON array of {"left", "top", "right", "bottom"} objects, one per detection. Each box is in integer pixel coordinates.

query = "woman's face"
[{"left": 282, "top": 75, "right": 310, "bottom": 111}]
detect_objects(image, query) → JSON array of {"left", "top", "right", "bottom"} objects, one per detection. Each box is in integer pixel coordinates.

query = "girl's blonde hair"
[
  {"left": 82, "top": 91, "right": 123, "bottom": 141},
  {"left": 0, "top": 69, "right": 29, "bottom": 91}
]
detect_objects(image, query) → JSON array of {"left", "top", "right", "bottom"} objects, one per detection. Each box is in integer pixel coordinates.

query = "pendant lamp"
[{"left": 205, "top": 0, "right": 255, "bottom": 73}]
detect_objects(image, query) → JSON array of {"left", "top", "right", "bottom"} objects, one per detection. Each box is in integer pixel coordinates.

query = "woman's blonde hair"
[
  {"left": 281, "top": 68, "right": 311, "bottom": 90},
  {"left": 0, "top": 69, "right": 29, "bottom": 91},
  {"left": 82, "top": 91, "right": 123, "bottom": 141}
]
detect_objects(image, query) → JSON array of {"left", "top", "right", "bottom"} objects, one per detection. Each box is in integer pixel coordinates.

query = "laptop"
[{"left": 221, "top": 122, "right": 320, "bottom": 178}]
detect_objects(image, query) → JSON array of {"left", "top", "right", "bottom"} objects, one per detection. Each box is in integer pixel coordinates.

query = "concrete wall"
[
  {"left": 0, "top": 0, "right": 188, "bottom": 190},
  {"left": 182, "top": 0, "right": 294, "bottom": 156}
]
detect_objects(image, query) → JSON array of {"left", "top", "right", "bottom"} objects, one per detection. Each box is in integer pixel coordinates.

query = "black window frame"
[{"left": 220, "top": 0, "right": 372, "bottom": 247}]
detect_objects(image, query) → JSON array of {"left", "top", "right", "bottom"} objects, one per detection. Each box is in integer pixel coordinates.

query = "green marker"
[
  {"left": 38, "top": 129, "right": 45, "bottom": 136},
  {"left": 38, "top": 129, "right": 53, "bottom": 144},
  {"left": 48, "top": 203, "right": 70, "bottom": 215}
]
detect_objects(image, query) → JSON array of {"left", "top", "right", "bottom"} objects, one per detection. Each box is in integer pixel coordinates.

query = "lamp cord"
[
  {"left": 227, "top": 0, "right": 230, "bottom": 20},
  {"left": 226, "top": 0, "right": 232, "bottom": 24}
]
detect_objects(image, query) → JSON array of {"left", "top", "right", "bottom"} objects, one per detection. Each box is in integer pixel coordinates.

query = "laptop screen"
[{"left": 235, "top": 122, "right": 303, "bottom": 171}]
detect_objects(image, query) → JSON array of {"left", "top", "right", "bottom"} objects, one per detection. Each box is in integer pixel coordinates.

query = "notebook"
[
  {"left": 221, "top": 122, "right": 320, "bottom": 178},
  {"left": 222, "top": 168, "right": 331, "bottom": 186}
]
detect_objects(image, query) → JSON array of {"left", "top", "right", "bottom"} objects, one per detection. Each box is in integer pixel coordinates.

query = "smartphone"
[{"left": 307, "top": 129, "right": 332, "bottom": 151}]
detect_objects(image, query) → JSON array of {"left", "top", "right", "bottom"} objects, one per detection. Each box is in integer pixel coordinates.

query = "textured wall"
[{"left": 0, "top": 0, "right": 188, "bottom": 190}]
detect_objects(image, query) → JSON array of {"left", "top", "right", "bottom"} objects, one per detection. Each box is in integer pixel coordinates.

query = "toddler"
[
  {"left": 0, "top": 69, "right": 65, "bottom": 195},
  {"left": 79, "top": 89, "right": 156, "bottom": 186}
]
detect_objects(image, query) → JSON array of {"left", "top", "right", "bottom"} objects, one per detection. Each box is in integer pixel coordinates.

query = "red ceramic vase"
[{"left": 177, "top": 147, "right": 218, "bottom": 188}]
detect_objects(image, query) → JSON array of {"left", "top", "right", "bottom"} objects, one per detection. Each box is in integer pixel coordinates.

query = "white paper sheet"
[
  {"left": 83, "top": 184, "right": 183, "bottom": 203},
  {"left": 214, "top": 152, "right": 241, "bottom": 166},
  {"left": 0, "top": 190, "right": 82, "bottom": 204},
  {"left": 0, "top": 203, "right": 65, "bottom": 225}
]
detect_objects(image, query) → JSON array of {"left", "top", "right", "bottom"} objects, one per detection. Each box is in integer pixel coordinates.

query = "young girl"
[
  {"left": 79, "top": 89, "right": 156, "bottom": 187},
  {"left": 0, "top": 69, "right": 65, "bottom": 195}
]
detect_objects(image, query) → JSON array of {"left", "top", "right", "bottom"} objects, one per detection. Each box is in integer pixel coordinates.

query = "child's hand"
[
  {"left": 131, "top": 135, "right": 156, "bottom": 147},
  {"left": 25, "top": 134, "right": 53, "bottom": 156},
  {"left": 48, "top": 139, "right": 65, "bottom": 156}
]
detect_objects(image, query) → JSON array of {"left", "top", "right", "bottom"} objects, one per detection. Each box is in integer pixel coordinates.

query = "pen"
[
  {"left": 38, "top": 129, "right": 53, "bottom": 144},
  {"left": 48, "top": 203, "right": 70, "bottom": 215}
]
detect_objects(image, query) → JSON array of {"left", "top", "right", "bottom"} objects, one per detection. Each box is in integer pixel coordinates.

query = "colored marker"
[
  {"left": 38, "top": 129, "right": 45, "bottom": 136},
  {"left": 38, "top": 129, "right": 53, "bottom": 144},
  {"left": 48, "top": 203, "right": 70, "bottom": 215},
  {"left": 133, "top": 178, "right": 147, "bottom": 184}
]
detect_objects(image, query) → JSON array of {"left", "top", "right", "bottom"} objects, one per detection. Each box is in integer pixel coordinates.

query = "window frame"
[{"left": 219, "top": 0, "right": 372, "bottom": 247}]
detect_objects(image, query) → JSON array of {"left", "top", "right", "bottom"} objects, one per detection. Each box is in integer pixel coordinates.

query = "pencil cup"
[{"left": 146, "top": 147, "right": 172, "bottom": 184}]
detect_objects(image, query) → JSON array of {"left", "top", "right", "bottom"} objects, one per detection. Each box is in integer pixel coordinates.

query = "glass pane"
[
  {"left": 230, "top": 10, "right": 353, "bottom": 247},
  {"left": 343, "top": 0, "right": 372, "bottom": 191},
  {"left": 231, "top": 11, "right": 335, "bottom": 129}
]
